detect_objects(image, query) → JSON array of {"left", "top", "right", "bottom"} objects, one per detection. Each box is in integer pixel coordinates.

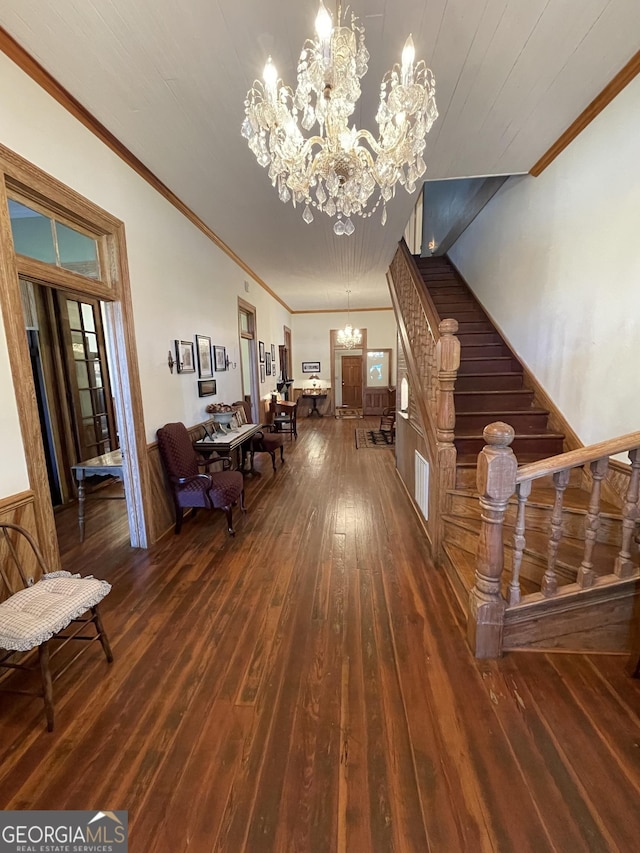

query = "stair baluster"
[
  {"left": 509, "top": 479, "right": 532, "bottom": 605},
  {"left": 615, "top": 448, "right": 640, "bottom": 578},
  {"left": 576, "top": 457, "right": 609, "bottom": 588},
  {"left": 542, "top": 469, "right": 571, "bottom": 595}
]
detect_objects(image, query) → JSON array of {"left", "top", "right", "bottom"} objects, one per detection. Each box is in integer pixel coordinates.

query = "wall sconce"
[{"left": 168, "top": 350, "right": 175, "bottom": 373}]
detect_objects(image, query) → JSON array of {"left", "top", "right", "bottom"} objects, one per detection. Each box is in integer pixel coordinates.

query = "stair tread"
[
  {"left": 455, "top": 388, "right": 533, "bottom": 395},
  {"left": 455, "top": 429, "right": 564, "bottom": 438},
  {"left": 456, "top": 407, "right": 550, "bottom": 416}
]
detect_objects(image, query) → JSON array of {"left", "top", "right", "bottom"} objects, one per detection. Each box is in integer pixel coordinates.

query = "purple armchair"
[{"left": 157, "top": 422, "right": 245, "bottom": 536}]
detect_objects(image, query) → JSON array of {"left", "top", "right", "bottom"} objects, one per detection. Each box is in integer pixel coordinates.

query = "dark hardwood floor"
[{"left": 1, "top": 415, "right": 640, "bottom": 851}]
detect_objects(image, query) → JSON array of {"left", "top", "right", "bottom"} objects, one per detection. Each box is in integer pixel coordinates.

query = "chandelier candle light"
[
  {"left": 242, "top": 1, "right": 438, "bottom": 235},
  {"left": 337, "top": 289, "right": 362, "bottom": 349}
]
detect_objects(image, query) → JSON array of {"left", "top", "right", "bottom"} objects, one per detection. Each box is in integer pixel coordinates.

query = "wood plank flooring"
[{"left": 1, "top": 415, "right": 640, "bottom": 851}]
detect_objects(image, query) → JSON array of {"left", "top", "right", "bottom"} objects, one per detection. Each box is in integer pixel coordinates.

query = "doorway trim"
[
  {"left": 0, "top": 142, "right": 150, "bottom": 565},
  {"left": 330, "top": 327, "right": 367, "bottom": 415}
]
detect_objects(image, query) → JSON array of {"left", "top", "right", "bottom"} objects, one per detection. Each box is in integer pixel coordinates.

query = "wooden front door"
[{"left": 342, "top": 355, "right": 362, "bottom": 407}]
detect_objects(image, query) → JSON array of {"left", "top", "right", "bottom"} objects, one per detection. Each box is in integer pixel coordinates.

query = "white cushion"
[{"left": 0, "top": 571, "right": 111, "bottom": 652}]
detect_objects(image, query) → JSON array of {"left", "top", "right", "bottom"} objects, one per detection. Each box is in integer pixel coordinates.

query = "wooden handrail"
[
  {"left": 398, "top": 239, "right": 443, "bottom": 343},
  {"left": 386, "top": 269, "right": 437, "bottom": 455},
  {"left": 516, "top": 431, "right": 640, "bottom": 483}
]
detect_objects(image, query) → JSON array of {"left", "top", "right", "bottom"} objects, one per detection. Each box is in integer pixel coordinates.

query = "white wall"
[
  {"left": 449, "top": 73, "right": 640, "bottom": 447},
  {"left": 291, "top": 309, "right": 397, "bottom": 388},
  {"left": 0, "top": 52, "right": 290, "bottom": 499}
]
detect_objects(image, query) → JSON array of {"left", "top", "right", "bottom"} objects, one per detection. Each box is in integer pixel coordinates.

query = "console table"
[
  {"left": 301, "top": 391, "right": 327, "bottom": 416},
  {"left": 71, "top": 449, "right": 125, "bottom": 543},
  {"left": 193, "top": 422, "right": 265, "bottom": 471}
]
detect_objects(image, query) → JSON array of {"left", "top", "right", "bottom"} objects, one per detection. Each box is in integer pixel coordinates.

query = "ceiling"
[{"left": 0, "top": 1, "right": 638, "bottom": 311}]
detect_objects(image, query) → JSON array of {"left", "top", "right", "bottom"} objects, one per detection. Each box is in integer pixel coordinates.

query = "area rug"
[
  {"left": 355, "top": 429, "right": 395, "bottom": 449},
  {"left": 336, "top": 406, "right": 363, "bottom": 419}
]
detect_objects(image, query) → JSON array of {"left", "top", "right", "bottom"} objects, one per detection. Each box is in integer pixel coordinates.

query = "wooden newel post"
[
  {"left": 435, "top": 319, "right": 460, "bottom": 533},
  {"left": 468, "top": 422, "right": 517, "bottom": 658}
]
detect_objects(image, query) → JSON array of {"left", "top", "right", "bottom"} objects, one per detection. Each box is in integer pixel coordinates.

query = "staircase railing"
[
  {"left": 387, "top": 240, "right": 460, "bottom": 553},
  {"left": 468, "top": 422, "right": 640, "bottom": 657}
]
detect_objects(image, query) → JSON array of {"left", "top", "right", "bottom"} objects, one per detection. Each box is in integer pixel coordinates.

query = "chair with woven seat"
[
  {"left": 157, "top": 421, "right": 245, "bottom": 536},
  {"left": 0, "top": 522, "right": 113, "bottom": 732},
  {"left": 233, "top": 401, "right": 285, "bottom": 472},
  {"left": 272, "top": 399, "right": 298, "bottom": 440}
]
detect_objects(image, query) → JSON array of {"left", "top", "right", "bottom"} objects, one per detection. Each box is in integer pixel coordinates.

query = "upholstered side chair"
[
  {"left": 233, "top": 401, "right": 285, "bottom": 472},
  {"left": 157, "top": 421, "right": 245, "bottom": 536}
]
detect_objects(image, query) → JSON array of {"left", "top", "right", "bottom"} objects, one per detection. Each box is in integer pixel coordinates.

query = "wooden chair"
[
  {"left": 272, "top": 400, "right": 298, "bottom": 440},
  {"left": 380, "top": 407, "right": 396, "bottom": 442},
  {"left": 0, "top": 522, "right": 113, "bottom": 731},
  {"left": 233, "top": 401, "right": 285, "bottom": 472},
  {"left": 157, "top": 421, "right": 245, "bottom": 536}
]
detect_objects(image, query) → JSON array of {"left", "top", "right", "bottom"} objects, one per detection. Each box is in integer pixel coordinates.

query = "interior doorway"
[
  {"left": 341, "top": 355, "right": 363, "bottom": 407},
  {"left": 330, "top": 327, "right": 367, "bottom": 413},
  {"left": 238, "top": 298, "right": 259, "bottom": 422}
]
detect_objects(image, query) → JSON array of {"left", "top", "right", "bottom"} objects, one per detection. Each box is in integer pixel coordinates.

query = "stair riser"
[
  {"left": 458, "top": 357, "right": 520, "bottom": 374},
  {"left": 457, "top": 332, "right": 504, "bottom": 346},
  {"left": 448, "top": 493, "right": 622, "bottom": 546},
  {"left": 455, "top": 434, "right": 565, "bottom": 456},
  {"left": 431, "top": 296, "right": 476, "bottom": 310},
  {"left": 454, "top": 391, "right": 535, "bottom": 411},
  {"left": 456, "top": 321, "right": 496, "bottom": 334},
  {"left": 459, "top": 344, "right": 513, "bottom": 359},
  {"left": 456, "top": 412, "right": 550, "bottom": 432},
  {"left": 455, "top": 373, "right": 524, "bottom": 391},
  {"left": 437, "top": 305, "right": 486, "bottom": 318}
]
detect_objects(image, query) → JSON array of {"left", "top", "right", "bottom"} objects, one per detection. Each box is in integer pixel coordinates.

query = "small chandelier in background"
[
  {"left": 337, "top": 290, "right": 362, "bottom": 349},
  {"left": 242, "top": 1, "right": 438, "bottom": 236}
]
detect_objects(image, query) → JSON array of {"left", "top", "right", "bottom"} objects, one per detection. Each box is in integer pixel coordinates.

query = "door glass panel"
[
  {"left": 79, "top": 389, "right": 93, "bottom": 418},
  {"left": 71, "top": 331, "right": 85, "bottom": 359},
  {"left": 57, "top": 222, "right": 100, "bottom": 279},
  {"left": 85, "top": 332, "right": 98, "bottom": 357},
  {"left": 89, "top": 360, "right": 102, "bottom": 388},
  {"left": 8, "top": 200, "right": 57, "bottom": 263},
  {"left": 98, "top": 415, "right": 109, "bottom": 439},
  {"left": 83, "top": 419, "right": 97, "bottom": 446},
  {"left": 81, "top": 302, "right": 96, "bottom": 332},
  {"left": 67, "top": 301, "right": 81, "bottom": 328},
  {"left": 240, "top": 312, "right": 250, "bottom": 333},
  {"left": 75, "top": 361, "right": 89, "bottom": 388},
  {"left": 92, "top": 388, "right": 106, "bottom": 413}
]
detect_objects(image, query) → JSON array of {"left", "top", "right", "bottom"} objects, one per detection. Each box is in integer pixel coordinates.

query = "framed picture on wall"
[
  {"left": 271, "top": 344, "right": 276, "bottom": 362},
  {"left": 195, "top": 334, "right": 213, "bottom": 378},
  {"left": 198, "top": 379, "right": 217, "bottom": 396},
  {"left": 259, "top": 341, "right": 265, "bottom": 362},
  {"left": 265, "top": 352, "right": 271, "bottom": 376},
  {"left": 302, "top": 361, "right": 320, "bottom": 373},
  {"left": 175, "top": 340, "right": 195, "bottom": 374},
  {"left": 213, "top": 345, "right": 227, "bottom": 371},
  {"left": 260, "top": 362, "right": 266, "bottom": 383}
]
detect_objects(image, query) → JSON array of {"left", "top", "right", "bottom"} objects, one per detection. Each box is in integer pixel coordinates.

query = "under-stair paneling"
[
  {"left": 503, "top": 578, "right": 640, "bottom": 652},
  {"left": 396, "top": 414, "right": 434, "bottom": 545}
]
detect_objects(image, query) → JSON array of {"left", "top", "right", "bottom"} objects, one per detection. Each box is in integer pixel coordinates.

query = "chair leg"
[
  {"left": 224, "top": 506, "right": 235, "bottom": 536},
  {"left": 175, "top": 506, "right": 184, "bottom": 534},
  {"left": 269, "top": 450, "right": 276, "bottom": 471},
  {"left": 239, "top": 489, "right": 246, "bottom": 512},
  {"left": 92, "top": 605, "right": 114, "bottom": 664},
  {"left": 38, "top": 641, "right": 55, "bottom": 732}
]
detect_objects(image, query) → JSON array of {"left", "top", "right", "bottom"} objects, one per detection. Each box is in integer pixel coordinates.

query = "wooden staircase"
[
  {"left": 388, "top": 248, "right": 640, "bottom": 657},
  {"left": 414, "top": 256, "right": 565, "bottom": 485}
]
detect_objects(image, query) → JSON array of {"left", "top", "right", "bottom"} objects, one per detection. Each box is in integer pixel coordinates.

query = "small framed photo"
[
  {"left": 213, "top": 345, "right": 227, "bottom": 372},
  {"left": 195, "top": 334, "right": 213, "bottom": 378},
  {"left": 302, "top": 361, "right": 320, "bottom": 373},
  {"left": 260, "top": 362, "right": 266, "bottom": 383},
  {"left": 175, "top": 340, "right": 196, "bottom": 374},
  {"left": 259, "top": 341, "right": 265, "bottom": 362},
  {"left": 198, "top": 379, "right": 217, "bottom": 397},
  {"left": 265, "top": 352, "right": 272, "bottom": 376},
  {"left": 271, "top": 344, "right": 276, "bottom": 362}
]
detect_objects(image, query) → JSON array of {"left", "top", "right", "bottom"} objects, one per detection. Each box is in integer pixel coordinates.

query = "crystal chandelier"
[
  {"left": 337, "top": 290, "right": 362, "bottom": 348},
  {"left": 242, "top": 1, "right": 438, "bottom": 236}
]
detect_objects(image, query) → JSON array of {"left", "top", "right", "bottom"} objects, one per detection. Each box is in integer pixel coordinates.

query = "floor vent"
[{"left": 414, "top": 451, "right": 429, "bottom": 520}]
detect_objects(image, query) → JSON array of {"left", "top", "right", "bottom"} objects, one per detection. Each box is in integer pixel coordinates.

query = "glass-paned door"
[{"left": 57, "top": 293, "right": 118, "bottom": 461}]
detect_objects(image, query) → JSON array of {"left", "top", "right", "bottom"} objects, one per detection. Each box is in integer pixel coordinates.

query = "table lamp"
[{"left": 310, "top": 374, "right": 319, "bottom": 389}]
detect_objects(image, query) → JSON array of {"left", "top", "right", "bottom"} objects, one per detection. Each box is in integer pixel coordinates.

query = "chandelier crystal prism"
[
  {"left": 242, "top": 1, "right": 438, "bottom": 236},
  {"left": 337, "top": 290, "right": 362, "bottom": 349}
]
